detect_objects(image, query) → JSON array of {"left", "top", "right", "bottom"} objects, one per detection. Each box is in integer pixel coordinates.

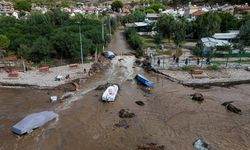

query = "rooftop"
[
  {"left": 192, "top": 11, "right": 206, "bottom": 16},
  {"left": 201, "top": 37, "right": 231, "bottom": 47}
]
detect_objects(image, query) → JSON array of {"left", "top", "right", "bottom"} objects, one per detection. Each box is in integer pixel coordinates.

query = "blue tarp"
[{"left": 11, "top": 111, "right": 58, "bottom": 135}]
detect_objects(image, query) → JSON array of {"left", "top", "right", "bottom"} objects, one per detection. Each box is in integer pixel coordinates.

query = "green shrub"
[
  {"left": 213, "top": 53, "right": 250, "bottom": 57},
  {"left": 206, "top": 64, "right": 219, "bottom": 70},
  {"left": 181, "top": 65, "right": 193, "bottom": 71}
]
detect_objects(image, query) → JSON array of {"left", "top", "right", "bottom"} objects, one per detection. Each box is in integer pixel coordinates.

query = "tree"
[
  {"left": 218, "top": 13, "right": 239, "bottom": 32},
  {"left": 144, "top": 8, "right": 155, "bottom": 14},
  {"left": 13, "top": 0, "right": 32, "bottom": 11},
  {"left": 29, "top": 37, "right": 54, "bottom": 62},
  {"left": 122, "top": 11, "right": 145, "bottom": 24},
  {"left": 150, "top": 2, "right": 165, "bottom": 12},
  {"left": 195, "top": 12, "right": 221, "bottom": 38},
  {"left": 157, "top": 14, "right": 175, "bottom": 40},
  {"left": 0, "top": 34, "right": 10, "bottom": 51},
  {"left": 240, "top": 20, "right": 250, "bottom": 46},
  {"left": 47, "top": 9, "right": 70, "bottom": 26},
  {"left": 172, "top": 20, "right": 186, "bottom": 48},
  {"left": 111, "top": 1, "right": 123, "bottom": 12},
  {"left": 124, "top": 28, "right": 137, "bottom": 39},
  {"left": 129, "top": 34, "right": 143, "bottom": 50},
  {"left": 153, "top": 33, "right": 163, "bottom": 44}
]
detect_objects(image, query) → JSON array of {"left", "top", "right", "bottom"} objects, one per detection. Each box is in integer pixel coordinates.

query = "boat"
[
  {"left": 11, "top": 111, "right": 58, "bottom": 135},
  {"left": 135, "top": 74, "right": 154, "bottom": 88},
  {"left": 102, "top": 84, "right": 119, "bottom": 102}
]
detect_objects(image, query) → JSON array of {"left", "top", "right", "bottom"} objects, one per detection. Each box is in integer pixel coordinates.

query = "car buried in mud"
[
  {"left": 103, "top": 51, "right": 115, "bottom": 59},
  {"left": 11, "top": 111, "right": 58, "bottom": 135}
]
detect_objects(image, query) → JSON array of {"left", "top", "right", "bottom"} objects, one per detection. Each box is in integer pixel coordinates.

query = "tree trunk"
[{"left": 22, "top": 57, "right": 26, "bottom": 72}]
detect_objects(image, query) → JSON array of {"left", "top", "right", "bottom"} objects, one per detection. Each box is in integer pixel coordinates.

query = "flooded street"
[{"left": 1, "top": 29, "right": 250, "bottom": 150}]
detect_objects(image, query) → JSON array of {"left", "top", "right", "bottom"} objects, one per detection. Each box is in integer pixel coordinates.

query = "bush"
[
  {"left": 128, "top": 34, "right": 143, "bottom": 50},
  {"left": 175, "top": 49, "right": 183, "bottom": 57},
  {"left": 192, "top": 46, "right": 201, "bottom": 56},
  {"left": 181, "top": 65, "right": 193, "bottom": 71},
  {"left": 206, "top": 64, "right": 219, "bottom": 70},
  {"left": 124, "top": 28, "right": 137, "bottom": 39},
  {"left": 213, "top": 53, "right": 250, "bottom": 57}
]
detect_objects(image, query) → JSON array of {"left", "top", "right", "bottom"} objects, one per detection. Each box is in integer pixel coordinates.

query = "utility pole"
[
  {"left": 109, "top": 16, "right": 112, "bottom": 38},
  {"left": 102, "top": 19, "right": 104, "bottom": 52},
  {"left": 79, "top": 24, "right": 84, "bottom": 66}
]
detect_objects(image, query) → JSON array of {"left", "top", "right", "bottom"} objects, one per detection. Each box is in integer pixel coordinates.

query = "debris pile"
[
  {"left": 59, "top": 92, "right": 74, "bottom": 102},
  {"left": 190, "top": 93, "right": 204, "bottom": 102},
  {"left": 89, "top": 63, "right": 103, "bottom": 74},
  {"left": 135, "top": 101, "right": 145, "bottom": 106},
  {"left": 221, "top": 101, "right": 242, "bottom": 114},
  {"left": 137, "top": 143, "right": 164, "bottom": 150},
  {"left": 119, "top": 109, "right": 135, "bottom": 118},
  {"left": 118, "top": 58, "right": 124, "bottom": 62},
  {"left": 96, "top": 83, "right": 120, "bottom": 91},
  {"left": 56, "top": 79, "right": 80, "bottom": 92},
  {"left": 95, "top": 83, "right": 112, "bottom": 91}
]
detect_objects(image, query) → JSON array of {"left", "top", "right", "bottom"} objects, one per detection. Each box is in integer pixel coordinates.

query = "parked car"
[
  {"left": 246, "top": 66, "right": 250, "bottom": 71},
  {"left": 103, "top": 51, "right": 115, "bottom": 59}
]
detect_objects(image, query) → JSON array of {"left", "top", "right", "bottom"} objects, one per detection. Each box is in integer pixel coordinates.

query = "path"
[{"left": 107, "top": 28, "right": 131, "bottom": 54}]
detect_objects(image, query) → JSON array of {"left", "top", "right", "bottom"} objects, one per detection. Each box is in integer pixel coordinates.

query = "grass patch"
[{"left": 206, "top": 64, "right": 219, "bottom": 70}]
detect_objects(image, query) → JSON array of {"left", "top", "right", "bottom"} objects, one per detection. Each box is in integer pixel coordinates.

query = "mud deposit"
[{"left": 1, "top": 78, "right": 250, "bottom": 150}]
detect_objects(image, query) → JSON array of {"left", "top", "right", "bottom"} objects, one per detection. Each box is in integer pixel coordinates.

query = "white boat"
[{"left": 102, "top": 85, "right": 119, "bottom": 102}]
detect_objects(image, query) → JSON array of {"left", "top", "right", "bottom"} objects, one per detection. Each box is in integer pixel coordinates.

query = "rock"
[
  {"left": 135, "top": 101, "right": 145, "bottom": 106},
  {"left": 190, "top": 93, "right": 204, "bottom": 102},
  {"left": 114, "top": 120, "right": 129, "bottom": 129},
  {"left": 221, "top": 101, "right": 242, "bottom": 114},
  {"left": 137, "top": 143, "right": 164, "bottom": 150},
  {"left": 119, "top": 109, "right": 135, "bottom": 118}
]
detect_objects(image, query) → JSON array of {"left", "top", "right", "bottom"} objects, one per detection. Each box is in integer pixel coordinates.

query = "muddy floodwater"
[
  {"left": 1, "top": 56, "right": 250, "bottom": 150},
  {"left": 1, "top": 29, "right": 250, "bottom": 150}
]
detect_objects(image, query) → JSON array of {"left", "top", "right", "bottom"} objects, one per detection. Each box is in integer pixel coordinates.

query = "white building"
[{"left": 201, "top": 37, "right": 232, "bottom": 54}]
